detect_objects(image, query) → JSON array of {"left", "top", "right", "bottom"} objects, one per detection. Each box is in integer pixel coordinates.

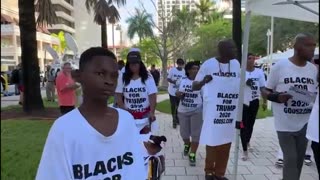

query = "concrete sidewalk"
[{"left": 152, "top": 95, "right": 318, "bottom": 180}]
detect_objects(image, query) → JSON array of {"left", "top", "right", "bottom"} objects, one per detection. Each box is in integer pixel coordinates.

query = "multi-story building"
[
  {"left": 156, "top": 0, "right": 199, "bottom": 30},
  {"left": 73, "top": 1, "right": 130, "bottom": 60},
  {"left": 48, "top": 0, "right": 75, "bottom": 35},
  {"left": 1, "top": 0, "right": 129, "bottom": 71},
  {"left": 1, "top": 0, "right": 60, "bottom": 71},
  {"left": 215, "top": 0, "right": 246, "bottom": 18}
]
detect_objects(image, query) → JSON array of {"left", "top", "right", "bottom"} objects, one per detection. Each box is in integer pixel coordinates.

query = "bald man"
[
  {"left": 193, "top": 39, "right": 240, "bottom": 180},
  {"left": 262, "top": 33, "right": 318, "bottom": 180}
]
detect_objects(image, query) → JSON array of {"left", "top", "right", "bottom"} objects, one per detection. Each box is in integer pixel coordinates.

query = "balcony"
[
  {"left": 51, "top": 0, "right": 74, "bottom": 11},
  {"left": 1, "top": 24, "right": 60, "bottom": 44},
  {"left": 1, "top": 46, "right": 55, "bottom": 60},
  {"left": 56, "top": 11, "right": 75, "bottom": 22},
  {"left": 47, "top": 24, "right": 75, "bottom": 34}
]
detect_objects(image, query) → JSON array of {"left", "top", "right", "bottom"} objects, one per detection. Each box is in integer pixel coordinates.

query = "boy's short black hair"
[
  {"left": 118, "top": 60, "right": 125, "bottom": 66},
  {"left": 248, "top": 53, "right": 254, "bottom": 57},
  {"left": 176, "top": 58, "right": 185, "bottom": 65},
  {"left": 79, "top": 47, "right": 117, "bottom": 71}
]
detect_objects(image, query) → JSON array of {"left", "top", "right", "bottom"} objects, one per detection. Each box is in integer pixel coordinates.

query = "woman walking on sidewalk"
[
  {"left": 241, "top": 53, "right": 267, "bottom": 160},
  {"left": 115, "top": 49, "right": 158, "bottom": 135},
  {"left": 176, "top": 61, "right": 203, "bottom": 166}
]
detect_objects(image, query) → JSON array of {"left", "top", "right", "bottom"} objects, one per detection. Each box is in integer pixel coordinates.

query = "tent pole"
[
  {"left": 269, "top": 16, "right": 274, "bottom": 74},
  {"left": 232, "top": 10, "right": 251, "bottom": 180}
]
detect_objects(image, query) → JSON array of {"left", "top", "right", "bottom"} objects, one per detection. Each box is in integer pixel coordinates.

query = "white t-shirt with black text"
[
  {"left": 167, "top": 67, "right": 186, "bottom": 96},
  {"left": 36, "top": 108, "right": 147, "bottom": 180},
  {"left": 243, "top": 68, "right": 266, "bottom": 105},
  {"left": 116, "top": 76, "right": 158, "bottom": 112},
  {"left": 195, "top": 58, "right": 240, "bottom": 82},
  {"left": 266, "top": 59, "right": 318, "bottom": 132},
  {"left": 177, "top": 78, "right": 203, "bottom": 113}
]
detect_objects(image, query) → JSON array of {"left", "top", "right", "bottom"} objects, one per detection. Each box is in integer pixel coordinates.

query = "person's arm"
[
  {"left": 192, "top": 61, "right": 211, "bottom": 91},
  {"left": 261, "top": 65, "right": 292, "bottom": 103},
  {"left": 36, "top": 124, "right": 72, "bottom": 180},
  {"left": 146, "top": 77, "right": 158, "bottom": 122},
  {"left": 167, "top": 68, "right": 176, "bottom": 84}
]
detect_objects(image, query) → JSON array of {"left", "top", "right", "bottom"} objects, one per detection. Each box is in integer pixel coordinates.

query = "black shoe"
[
  {"left": 205, "top": 174, "right": 214, "bottom": 180},
  {"left": 214, "top": 175, "right": 229, "bottom": 180},
  {"left": 275, "top": 159, "right": 283, "bottom": 167},
  {"left": 173, "top": 123, "right": 177, "bottom": 129},
  {"left": 183, "top": 144, "right": 190, "bottom": 156},
  {"left": 304, "top": 155, "right": 312, "bottom": 166}
]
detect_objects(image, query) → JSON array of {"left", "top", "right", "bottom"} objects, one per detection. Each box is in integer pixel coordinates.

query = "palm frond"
[
  {"left": 93, "top": 0, "right": 110, "bottom": 25},
  {"left": 85, "top": 0, "right": 98, "bottom": 13},
  {"left": 35, "top": 0, "right": 58, "bottom": 27},
  {"left": 108, "top": 5, "right": 121, "bottom": 24}
]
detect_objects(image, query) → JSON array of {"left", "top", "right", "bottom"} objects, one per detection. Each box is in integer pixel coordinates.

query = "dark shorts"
[{"left": 60, "top": 106, "right": 75, "bottom": 115}]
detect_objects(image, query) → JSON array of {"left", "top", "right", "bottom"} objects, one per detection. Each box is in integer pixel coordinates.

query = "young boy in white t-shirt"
[{"left": 36, "top": 47, "right": 163, "bottom": 180}]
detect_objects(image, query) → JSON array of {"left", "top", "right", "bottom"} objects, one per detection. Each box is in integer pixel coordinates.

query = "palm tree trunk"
[
  {"left": 232, "top": 0, "right": 242, "bottom": 63},
  {"left": 18, "top": 0, "right": 44, "bottom": 113},
  {"left": 101, "top": 19, "right": 108, "bottom": 48}
]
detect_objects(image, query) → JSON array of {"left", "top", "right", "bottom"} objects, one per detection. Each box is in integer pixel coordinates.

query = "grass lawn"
[
  {"left": 156, "top": 99, "right": 273, "bottom": 119},
  {"left": 1, "top": 120, "right": 53, "bottom": 180}
]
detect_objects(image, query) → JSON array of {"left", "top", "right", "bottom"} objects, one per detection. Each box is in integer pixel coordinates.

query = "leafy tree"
[
  {"left": 187, "top": 19, "right": 232, "bottom": 61},
  {"left": 18, "top": 0, "right": 57, "bottom": 112},
  {"left": 126, "top": 9, "right": 153, "bottom": 43},
  {"left": 85, "top": 0, "right": 125, "bottom": 48},
  {"left": 138, "top": 38, "right": 161, "bottom": 67},
  {"left": 195, "top": 0, "right": 213, "bottom": 24},
  {"left": 119, "top": 47, "right": 130, "bottom": 62},
  {"left": 249, "top": 16, "right": 319, "bottom": 56},
  {"left": 139, "top": 0, "right": 198, "bottom": 86}
]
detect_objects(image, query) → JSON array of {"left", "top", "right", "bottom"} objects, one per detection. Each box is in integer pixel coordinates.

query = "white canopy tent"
[
  {"left": 233, "top": 1, "right": 319, "bottom": 179},
  {"left": 256, "top": 47, "right": 319, "bottom": 64}
]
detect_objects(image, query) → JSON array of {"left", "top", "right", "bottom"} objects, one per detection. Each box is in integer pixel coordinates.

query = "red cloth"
[{"left": 129, "top": 107, "right": 151, "bottom": 119}]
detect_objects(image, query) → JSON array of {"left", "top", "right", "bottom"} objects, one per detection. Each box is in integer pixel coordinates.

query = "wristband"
[{"left": 267, "top": 92, "right": 281, "bottom": 103}]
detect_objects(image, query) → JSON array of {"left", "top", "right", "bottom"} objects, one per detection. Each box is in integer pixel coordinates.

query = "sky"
[{"left": 118, "top": 0, "right": 156, "bottom": 29}]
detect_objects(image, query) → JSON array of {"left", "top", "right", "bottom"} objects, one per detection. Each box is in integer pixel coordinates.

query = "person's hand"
[
  {"left": 149, "top": 112, "right": 156, "bottom": 123},
  {"left": 176, "top": 91, "right": 184, "bottom": 98},
  {"left": 201, "top": 75, "right": 213, "bottom": 84},
  {"left": 246, "top": 79, "right": 254, "bottom": 87},
  {"left": 278, "top": 93, "right": 292, "bottom": 103},
  {"left": 262, "top": 103, "right": 267, "bottom": 111}
]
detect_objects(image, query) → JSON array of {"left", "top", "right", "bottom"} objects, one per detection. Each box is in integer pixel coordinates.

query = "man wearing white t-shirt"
[
  {"left": 167, "top": 58, "right": 186, "bottom": 128},
  {"left": 193, "top": 39, "right": 240, "bottom": 180},
  {"left": 36, "top": 47, "right": 163, "bottom": 180},
  {"left": 262, "top": 33, "right": 318, "bottom": 180}
]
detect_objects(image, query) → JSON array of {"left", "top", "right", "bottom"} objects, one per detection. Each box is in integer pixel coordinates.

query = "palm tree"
[
  {"left": 85, "top": 0, "right": 124, "bottom": 48},
  {"left": 18, "top": 0, "right": 57, "bottom": 112},
  {"left": 195, "top": 0, "right": 213, "bottom": 24},
  {"left": 126, "top": 8, "right": 153, "bottom": 43}
]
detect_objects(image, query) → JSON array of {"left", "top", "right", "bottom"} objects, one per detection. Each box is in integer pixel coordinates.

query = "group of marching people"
[
  {"left": 35, "top": 33, "right": 318, "bottom": 180},
  {"left": 167, "top": 34, "right": 319, "bottom": 180}
]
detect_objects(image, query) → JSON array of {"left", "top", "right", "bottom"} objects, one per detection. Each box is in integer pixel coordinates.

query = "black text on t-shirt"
[
  {"left": 283, "top": 76, "right": 314, "bottom": 114},
  {"left": 213, "top": 93, "right": 238, "bottom": 124},
  {"left": 72, "top": 152, "right": 134, "bottom": 180}
]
